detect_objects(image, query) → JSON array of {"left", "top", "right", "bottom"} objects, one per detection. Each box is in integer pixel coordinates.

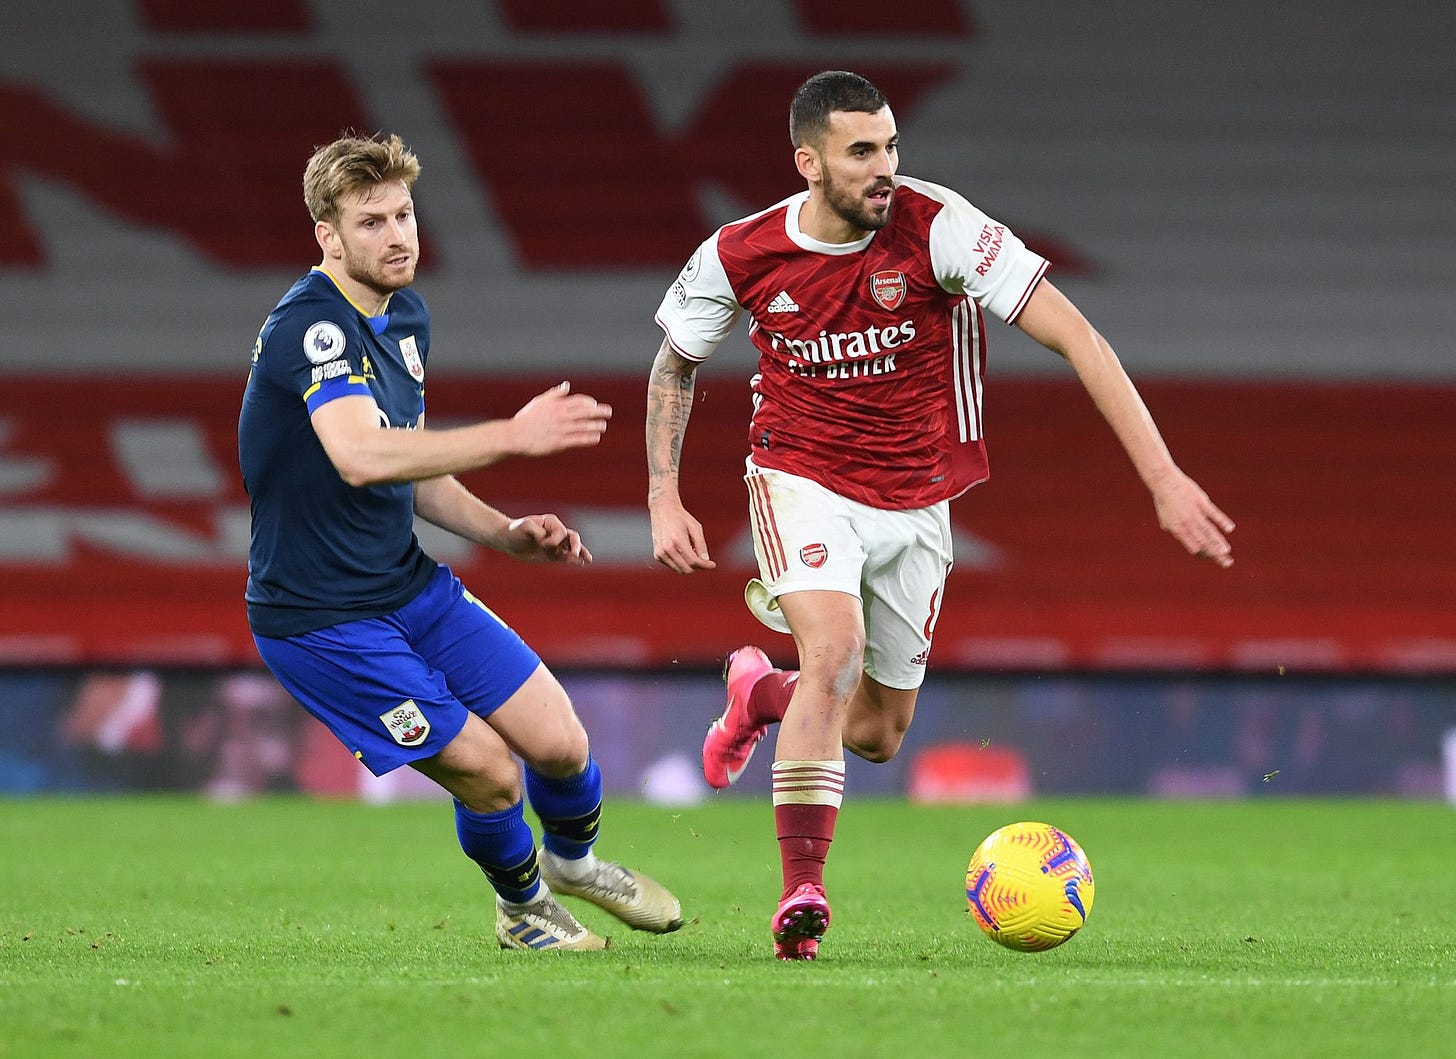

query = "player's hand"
[
  {"left": 650, "top": 499, "right": 717, "bottom": 574},
  {"left": 501, "top": 513, "right": 592, "bottom": 566},
  {"left": 1150, "top": 470, "right": 1235, "bottom": 568},
  {"left": 510, "top": 381, "right": 612, "bottom": 456}
]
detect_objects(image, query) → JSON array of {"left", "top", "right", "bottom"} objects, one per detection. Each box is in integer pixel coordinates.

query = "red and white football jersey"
[{"left": 655, "top": 176, "right": 1048, "bottom": 509}]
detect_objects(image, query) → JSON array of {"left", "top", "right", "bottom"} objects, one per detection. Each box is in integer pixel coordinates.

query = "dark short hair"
[{"left": 789, "top": 71, "right": 889, "bottom": 148}]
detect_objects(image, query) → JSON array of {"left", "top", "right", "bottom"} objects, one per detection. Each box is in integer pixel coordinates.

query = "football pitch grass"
[{"left": 2, "top": 796, "right": 1452, "bottom": 1058}]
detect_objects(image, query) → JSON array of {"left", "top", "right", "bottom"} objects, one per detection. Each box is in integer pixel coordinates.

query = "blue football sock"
[
  {"left": 453, "top": 799, "right": 541, "bottom": 904},
  {"left": 525, "top": 757, "right": 602, "bottom": 862}
]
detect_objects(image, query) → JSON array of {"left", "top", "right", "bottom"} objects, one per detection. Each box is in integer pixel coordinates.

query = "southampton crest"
[
  {"left": 399, "top": 335, "right": 424, "bottom": 382},
  {"left": 380, "top": 700, "right": 430, "bottom": 746}
]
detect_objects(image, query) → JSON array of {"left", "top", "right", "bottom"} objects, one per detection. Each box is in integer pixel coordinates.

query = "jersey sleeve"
[
  {"left": 924, "top": 183, "right": 1050, "bottom": 324},
  {"left": 263, "top": 302, "right": 373, "bottom": 414},
  {"left": 653, "top": 231, "right": 743, "bottom": 362}
]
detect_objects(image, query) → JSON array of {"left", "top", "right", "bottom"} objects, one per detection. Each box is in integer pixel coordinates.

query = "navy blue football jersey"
[{"left": 240, "top": 268, "right": 436, "bottom": 636}]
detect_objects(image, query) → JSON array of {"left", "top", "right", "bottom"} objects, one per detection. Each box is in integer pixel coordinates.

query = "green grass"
[{"left": 2, "top": 796, "right": 1452, "bottom": 1058}]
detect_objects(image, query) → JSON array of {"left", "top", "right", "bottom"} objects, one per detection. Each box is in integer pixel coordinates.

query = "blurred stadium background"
[{"left": 1, "top": 0, "right": 1452, "bottom": 803}]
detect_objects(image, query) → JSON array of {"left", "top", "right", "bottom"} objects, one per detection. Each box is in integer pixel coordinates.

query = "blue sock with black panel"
[
  {"left": 452, "top": 798, "right": 542, "bottom": 905},
  {"left": 525, "top": 757, "right": 603, "bottom": 880}
]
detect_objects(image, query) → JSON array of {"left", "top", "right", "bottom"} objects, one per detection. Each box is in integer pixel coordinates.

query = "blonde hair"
[{"left": 303, "top": 132, "right": 421, "bottom": 224}]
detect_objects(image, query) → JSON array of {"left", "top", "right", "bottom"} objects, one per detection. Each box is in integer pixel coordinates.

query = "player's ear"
[
  {"left": 794, "top": 145, "right": 822, "bottom": 185},
  {"left": 314, "top": 220, "right": 339, "bottom": 259}
]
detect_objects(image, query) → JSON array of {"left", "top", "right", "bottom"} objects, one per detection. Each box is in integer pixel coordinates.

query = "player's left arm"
[
  {"left": 1014, "top": 279, "right": 1235, "bottom": 568},
  {"left": 413, "top": 475, "right": 591, "bottom": 566}
]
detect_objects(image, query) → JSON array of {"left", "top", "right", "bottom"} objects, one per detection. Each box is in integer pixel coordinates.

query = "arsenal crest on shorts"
[
  {"left": 869, "top": 270, "right": 906, "bottom": 310},
  {"left": 800, "top": 543, "right": 829, "bottom": 569}
]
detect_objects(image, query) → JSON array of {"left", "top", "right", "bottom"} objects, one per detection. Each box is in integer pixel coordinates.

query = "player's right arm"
[
  {"left": 648, "top": 233, "right": 741, "bottom": 574},
  {"left": 312, "top": 381, "right": 611, "bottom": 487},
  {"left": 646, "top": 338, "right": 716, "bottom": 573}
]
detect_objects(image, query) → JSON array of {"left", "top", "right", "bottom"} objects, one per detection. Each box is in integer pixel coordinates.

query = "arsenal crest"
[
  {"left": 869, "top": 270, "right": 906, "bottom": 310},
  {"left": 800, "top": 543, "right": 829, "bottom": 569}
]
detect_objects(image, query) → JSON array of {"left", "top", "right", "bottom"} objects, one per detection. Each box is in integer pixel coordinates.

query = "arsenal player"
[{"left": 646, "top": 71, "right": 1233, "bottom": 960}]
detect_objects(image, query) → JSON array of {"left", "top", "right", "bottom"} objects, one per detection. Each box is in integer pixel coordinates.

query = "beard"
[
  {"left": 823, "top": 170, "right": 894, "bottom": 233},
  {"left": 342, "top": 240, "right": 417, "bottom": 296}
]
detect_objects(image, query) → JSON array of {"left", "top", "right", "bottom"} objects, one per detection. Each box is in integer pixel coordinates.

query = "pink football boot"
[
  {"left": 772, "top": 882, "right": 831, "bottom": 961},
  {"left": 702, "top": 646, "right": 775, "bottom": 789}
]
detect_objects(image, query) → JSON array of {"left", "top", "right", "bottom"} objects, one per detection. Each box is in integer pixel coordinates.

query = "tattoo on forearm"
[{"left": 646, "top": 356, "right": 696, "bottom": 501}]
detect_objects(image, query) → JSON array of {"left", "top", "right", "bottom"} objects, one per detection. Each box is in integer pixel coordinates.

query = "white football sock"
[{"left": 540, "top": 847, "right": 600, "bottom": 883}]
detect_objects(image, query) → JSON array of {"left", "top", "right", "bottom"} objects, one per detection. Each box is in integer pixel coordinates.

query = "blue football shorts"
[{"left": 252, "top": 565, "right": 542, "bottom": 776}]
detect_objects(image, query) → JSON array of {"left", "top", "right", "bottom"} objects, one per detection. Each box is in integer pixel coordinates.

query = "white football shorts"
[{"left": 742, "top": 460, "right": 954, "bottom": 690}]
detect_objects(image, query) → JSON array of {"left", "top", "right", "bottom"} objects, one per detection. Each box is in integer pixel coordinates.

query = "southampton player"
[
  {"left": 241, "top": 132, "right": 681, "bottom": 951},
  {"left": 646, "top": 72, "right": 1233, "bottom": 960}
]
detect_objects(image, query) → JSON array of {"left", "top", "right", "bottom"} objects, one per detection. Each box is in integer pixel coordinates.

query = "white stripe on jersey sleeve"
[
  {"left": 903, "top": 175, "right": 1051, "bottom": 324},
  {"left": 653, "top": 229, "right": 743, "bottom": 362},
  {"left": 951, "top": 298, "right": 983, "bottom": 443}
]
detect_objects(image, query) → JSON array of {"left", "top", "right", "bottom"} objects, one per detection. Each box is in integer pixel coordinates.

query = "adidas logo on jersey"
[{"left": 766, "top": 290, "right": 800, "bottom": 313}]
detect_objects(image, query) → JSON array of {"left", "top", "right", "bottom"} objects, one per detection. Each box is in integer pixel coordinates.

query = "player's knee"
[
  {"left": 522, "top": 719, "right": 590, "bottom": 777},
  {"left": 800, "top": 639, "right": 866, "bottom": 702},
  {"left": 844, "top": 724, "right": 906, "bottom": 764},
  {"left": 443, "top": 764, "right": 522, "bottom": 813},
  {"left": 850, "top": 739, "right": 900, "bottom": 765},
  {"left": 842, "top": 691, "right": 913, "bottom": 763}
]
